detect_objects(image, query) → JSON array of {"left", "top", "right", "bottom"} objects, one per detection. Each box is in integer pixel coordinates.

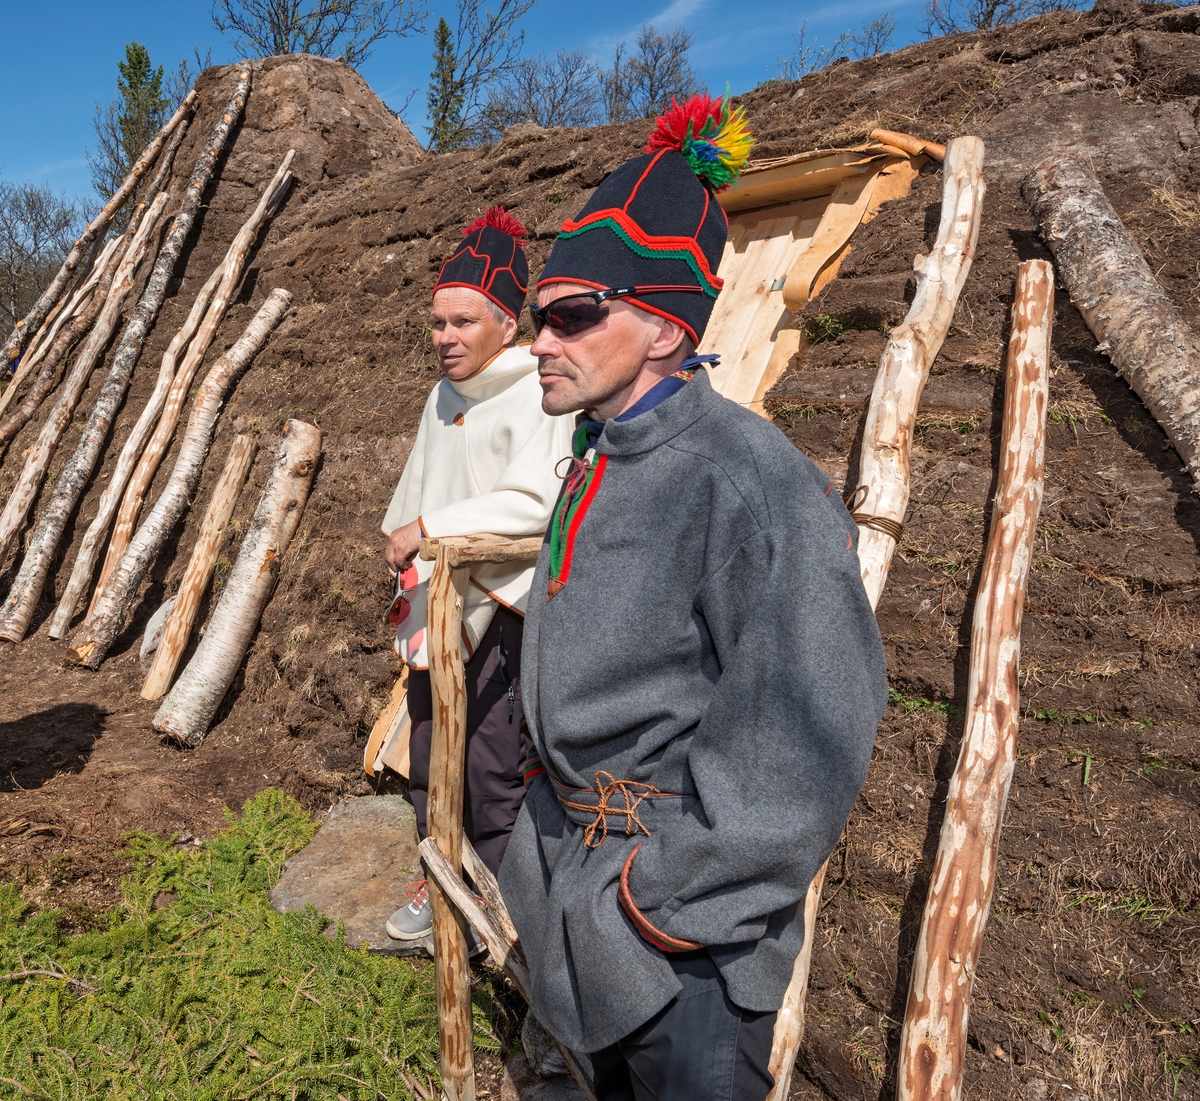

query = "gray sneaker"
[
  {"left": 386, "top": 879, "right": 432, "bottom": 940},
  {"left": 385, "top": 877, "right": 489, "bottom": 958}
]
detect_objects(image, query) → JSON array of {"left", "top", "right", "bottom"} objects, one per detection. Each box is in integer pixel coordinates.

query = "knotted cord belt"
[
  {"left": 844, "top": 484, "right": 905, "bottom": 542},
  {"left": 550, "top": 769, "right": 684, "bottom": 849}
]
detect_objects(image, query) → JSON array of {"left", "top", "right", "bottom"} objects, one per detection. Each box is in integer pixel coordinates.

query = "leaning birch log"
[
  {"left": 0, "top": 73, "right": 251, "bottom": 642},
  {"left": 1023, "top": 154, "right": 1200, "bottom": 491},
  {"left": 0, "top": 90, "right": 197, "bottom": 369},
  {"left": 0, "top": 235, "right": 130, "bottom": 458},
  {"left": 0, "top": 194, "right": 167, "bottom": 569},
  {"left": 898, "top": 259, "right": 1051, "bottom": 1101},
  {"left": 0, "top": 105, "right": 189, "bottom": 440},
  {"left": 765, "top": 135, "right": 987, "bottom": 1101},
  {"left": 139, "top": 434, "right": 257, "bottom": 699},
  {"left": 67, "top": 289, "right": 291, "bottom": 667},
  {"left": 51, "top": 150, "right": 294, "bottom": 637},
  {"left": 86, "top": 151, "right": 295, "bottom": 618},
  {"left": 149, "top": 417, "right": 319, "bottom": 744},
  {"left": 0, "top": 237, "right": 121, "bottom": 422}
]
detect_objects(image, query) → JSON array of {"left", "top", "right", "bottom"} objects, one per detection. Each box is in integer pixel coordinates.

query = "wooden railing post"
[
  {"left": 765, "top": 135, "right": 987, "bottom": 1101},
  {"left": 420, "top": 533, "right": 543, "bottom": 1101},
  {"left": 897, "top": 259, "right": 1051, "bottom": 1101}
]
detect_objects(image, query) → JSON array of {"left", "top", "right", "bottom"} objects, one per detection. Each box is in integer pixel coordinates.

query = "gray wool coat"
[{"left": 497, "top": 370, "right": 887, "bottom": 1054}]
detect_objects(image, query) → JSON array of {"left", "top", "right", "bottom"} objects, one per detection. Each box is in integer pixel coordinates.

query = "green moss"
[{"left": 0, "top": 790, "right": 497, "bottom": 1099}]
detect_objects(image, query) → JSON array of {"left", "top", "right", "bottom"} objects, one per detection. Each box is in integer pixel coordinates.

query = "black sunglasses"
[{"left": 529, "top": 285, "right": 705, "bottom": 337}]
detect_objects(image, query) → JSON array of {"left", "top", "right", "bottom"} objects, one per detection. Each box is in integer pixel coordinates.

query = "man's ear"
[
  {"left": 645, "top": 316, "right": 688, "bottom": 362},
  {"left": 502, "top": 313, "right": 519, "bottom": 345}
]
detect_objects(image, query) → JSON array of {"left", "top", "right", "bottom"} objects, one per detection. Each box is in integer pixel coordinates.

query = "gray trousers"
[{"left": 589, "top": 951, "right": 777, "bottom": 1101}]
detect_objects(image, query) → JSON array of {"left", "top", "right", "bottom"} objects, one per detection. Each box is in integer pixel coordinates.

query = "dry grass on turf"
[{"left": 0, "top": 790, "right": 507, "bottom": 1099}]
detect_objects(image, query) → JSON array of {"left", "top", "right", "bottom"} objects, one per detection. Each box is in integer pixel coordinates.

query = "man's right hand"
[{"left": 386, "top": 519, "right": 424, "bottom": 572}]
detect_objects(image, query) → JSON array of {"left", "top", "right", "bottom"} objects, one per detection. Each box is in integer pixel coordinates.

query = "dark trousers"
[
  {"left": 407, "top": 605, "right": 530, "bottom": 875},
  {"left": 590, "top": 952, "right": 776, "bottom": 1101}
]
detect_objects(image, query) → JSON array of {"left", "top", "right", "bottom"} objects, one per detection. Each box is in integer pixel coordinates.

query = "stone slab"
[
  {"left": 270, "top": 795, "right": 431, "bottom": 955},
  {"left": 501, "top": 1052, "right": 589, "bottom": 1101}
]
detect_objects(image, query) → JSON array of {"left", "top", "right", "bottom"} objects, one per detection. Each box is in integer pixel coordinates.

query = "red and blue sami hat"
[
  {"left": 538, "top": 94, "right": 753, "bottom": 343},
  {"left": 435, "top": 206, "right": 529, "bottom": 319}
]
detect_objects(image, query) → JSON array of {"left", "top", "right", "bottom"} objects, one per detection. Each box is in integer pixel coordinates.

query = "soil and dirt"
[{"left": 1, "top": 5, "right": 1198, "bottom": 1098}]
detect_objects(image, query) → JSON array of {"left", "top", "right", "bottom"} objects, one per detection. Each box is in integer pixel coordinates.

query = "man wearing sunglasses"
[
  {"left": 498, "top": 98, "right": 887, "bottom": 1099},
  {"left": 380, "top": 207, "right": 574, "bottom": 948}
]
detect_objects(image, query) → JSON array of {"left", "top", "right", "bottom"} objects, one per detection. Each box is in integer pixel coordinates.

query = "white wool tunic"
[{"left": 382, "top": 344, "right": 574, "bottom": 668}]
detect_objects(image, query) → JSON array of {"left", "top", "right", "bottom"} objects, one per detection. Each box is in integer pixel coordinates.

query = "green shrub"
[{"left": 0, "top": 790, "right": 496, "bottom": 1099}]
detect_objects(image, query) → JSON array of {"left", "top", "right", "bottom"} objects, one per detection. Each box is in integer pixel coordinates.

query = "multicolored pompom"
[
  {"left": 644, "top": 93, "right": 754, "bottom": 192},
  {"left": 462, "top": 205, "right": 528, "bottom": 240}
]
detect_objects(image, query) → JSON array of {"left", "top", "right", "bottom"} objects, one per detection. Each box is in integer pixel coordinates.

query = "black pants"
[
  {"left": 407, "top": 606, "right": 530, "bottom": 875},
  {"left": 590, "top": 952, "right": 776, "bottom": 1101}
]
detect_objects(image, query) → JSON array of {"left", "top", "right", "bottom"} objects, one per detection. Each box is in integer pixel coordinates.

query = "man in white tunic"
[{"left": 381, "top": 207, "right": 574, "bottom": 943}]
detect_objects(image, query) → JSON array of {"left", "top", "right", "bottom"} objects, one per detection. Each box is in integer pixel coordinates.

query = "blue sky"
[{"left": 0, "top": 0, "right": 918, "bottom": 206}]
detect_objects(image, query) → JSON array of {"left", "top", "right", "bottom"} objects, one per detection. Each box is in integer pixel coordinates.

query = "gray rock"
[
  {"left": 521, "top": 1013, "right": 571, "bottom": 1078},
  {"left": 269, "top": 795, "right": 429, "bottom": 955}
]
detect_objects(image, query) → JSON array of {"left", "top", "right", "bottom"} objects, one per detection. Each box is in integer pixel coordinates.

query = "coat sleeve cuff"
[{"left": 619, "top": 845, "right": 704, "bottom": 953}]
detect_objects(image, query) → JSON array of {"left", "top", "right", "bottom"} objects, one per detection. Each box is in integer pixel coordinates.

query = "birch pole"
[
  {"left": 0, "top": 237, "right": 128, "bottom": 457},
  {"left": 0, "top": 237, "right": 120, "bottom": 422},
  {"left": 68, "top": 289, "right": 291, "bottom": 667},
  {"left": 150, "top": 418, "right": 320, "bottom": 745},
  {"left": 898, "top": 260, "right": 1051, "bottom": 1101},
  {"left": 0, "top": 72, "right": 251, "bottom": 643},
  {"left": 1023, "top": 154, "right": 1200, "bottom": 491},
  {"left": 0, "top": 91, "right": 198, "bottom": 369},
  {"left": 765, "top": 136, "right": 987, "bottom": 1101},
  {"left": 50, "top": 150, "right": 294, "bottom": 637},
  {"left": 139, "top": 434, "right": 257, "bottom": 700},
  {"left": 0, "top": 195, "right": 167, "bottom": 568}
]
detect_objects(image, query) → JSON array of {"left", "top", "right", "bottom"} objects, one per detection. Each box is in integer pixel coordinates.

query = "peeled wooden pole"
[
  {"left": 1023, "top": 155, "right": 1200, "bottom": 491},
  {"left": 424, "top": 540, "right": 475, "bottom": 1101},
  {"left": 420, "top": 837, "right": 599, "bottom": 1101},
  {"left": 0, "top": 90, "right": 197, "bottom": 369},
  {"left": 0, "top": 74, "right": 251, "bottom": 642},
  {"left": 150, "top": 417, "right": 319, "bottom": 744},
  {"left": 765, "top": 136, "right": 987, "bottom": 1101},
  {"left": 68, "top": 289, "right": 291, "bottom": 668},
  {"left": 52, "top": 150, "right": 294, "bottom": 637},
  {"left": 140, "top": 434, "right": 257, "bottom": 699},
  {"left": 898, "top": 260, "right": 1051, "bottom": 1101},
  {"left": 851, "top": 136, "right": 986, "bottom": 609},
  {"left": 0, "top": 195, "right": 167, "bottom": 569}
]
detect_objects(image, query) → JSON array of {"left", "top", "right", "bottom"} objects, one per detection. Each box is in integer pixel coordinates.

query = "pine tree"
[
  {"left": 117, "top": 43, "right": 168, "bottom": 175},
  {"left": 426, "top": 18, "right": 465, "bottom": 152},
  {"left": 88, "top": 42, "right": 169, "bottom": 227}
]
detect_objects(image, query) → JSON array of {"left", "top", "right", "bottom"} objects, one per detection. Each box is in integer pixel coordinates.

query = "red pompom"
[
  {"left": 644, "top": 95, "right": 725, "bottom": 154},
  {"left": 462, "top": 205, "right": 528, "bottom": 240}
]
